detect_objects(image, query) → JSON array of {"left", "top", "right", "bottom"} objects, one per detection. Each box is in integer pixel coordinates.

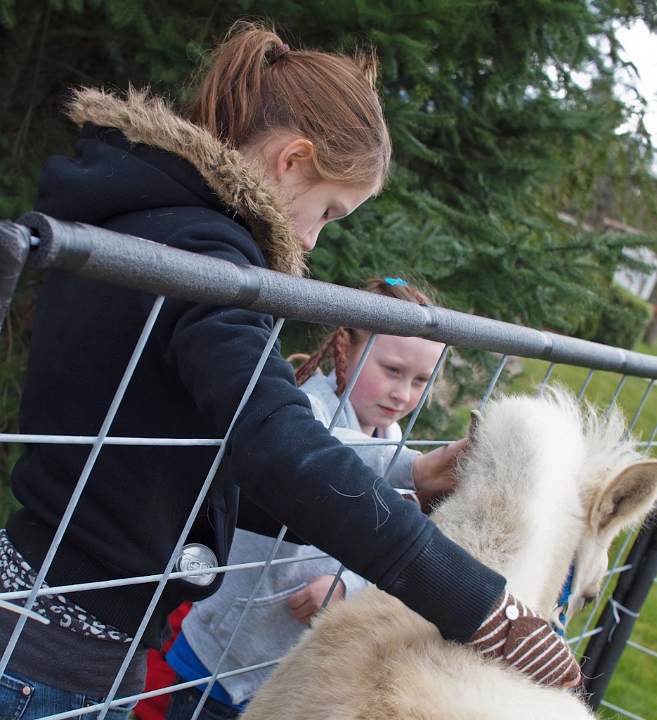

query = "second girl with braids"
[
  {"left": 2, "top": 21, "right": 578, "bottom": 720},
  {"left": 164, "top": 278, "right": 466, "bottom": 719}
]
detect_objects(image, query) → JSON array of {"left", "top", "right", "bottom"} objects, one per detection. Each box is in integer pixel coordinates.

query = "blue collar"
[{"left": 554, "top": 563, "right": 575, "bottom": 636}]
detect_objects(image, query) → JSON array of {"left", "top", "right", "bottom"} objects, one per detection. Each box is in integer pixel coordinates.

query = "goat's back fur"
[
  {"left": 241, "top": 390, "right": 647, "bottom": 720},
  {"left": 433, "top": 391, "right": 587, "bottom": 613},
  {"left": 241, "top": 588, "right": 593, "bottom": 719}
]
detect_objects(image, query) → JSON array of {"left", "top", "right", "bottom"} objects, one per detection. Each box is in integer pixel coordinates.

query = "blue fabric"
[
  {"left": 555, "top": 563, "right": 576, "bottom": 635},
  {"left": 0, "top": 668, "right": 136, "bottom": 720},
  {"left": 165, "top": 676, "right": 241, "bottom": 720},
  {"left": 166, "top": 632, "right": 247, "bottom": 710}
]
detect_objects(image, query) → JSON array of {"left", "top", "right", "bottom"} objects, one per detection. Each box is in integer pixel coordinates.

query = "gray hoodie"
[{"left": 180, "top": 370, "right": 420, "bottom": 704}]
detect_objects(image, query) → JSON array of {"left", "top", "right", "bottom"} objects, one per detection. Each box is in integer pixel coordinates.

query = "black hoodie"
[{"left": 7, "top": 89, "right": 504, "bottom": 650}]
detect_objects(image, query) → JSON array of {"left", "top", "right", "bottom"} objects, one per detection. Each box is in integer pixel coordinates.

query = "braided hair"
[{"left": 294, "top": 278, "right": 435, "bottom": 395}]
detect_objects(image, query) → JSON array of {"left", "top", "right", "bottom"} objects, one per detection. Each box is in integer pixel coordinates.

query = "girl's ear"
[{"left": 275, "top": 138, "right": 315, "bottom": 181}]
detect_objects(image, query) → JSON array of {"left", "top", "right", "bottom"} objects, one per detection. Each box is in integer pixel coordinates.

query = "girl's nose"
[{"left": 390, "top": 381, "right": 411, "bottom": 405}]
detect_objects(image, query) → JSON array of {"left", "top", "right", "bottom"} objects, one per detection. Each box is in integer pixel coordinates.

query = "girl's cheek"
[
  {"left": 404, "top": 388, "right": 421, "bottom": 413},
  {"left": 371, "top": 371, "right": 390, "bottom": 401},
  {"left": 354, "top": 375, "right": 381, "bottom": 406}
]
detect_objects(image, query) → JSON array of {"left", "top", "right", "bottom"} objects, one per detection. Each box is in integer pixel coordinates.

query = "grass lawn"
[{"left": 505, "top": 344, "right": 657, "bottom": 720}]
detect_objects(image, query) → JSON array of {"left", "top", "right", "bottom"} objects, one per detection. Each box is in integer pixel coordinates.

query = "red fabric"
[{"left": 133, "top": 602, "right": 192, "bottom": 720}]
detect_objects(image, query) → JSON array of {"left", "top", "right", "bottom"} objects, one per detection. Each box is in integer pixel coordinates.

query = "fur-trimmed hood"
[{"left": 66, "top": 87, "right": 306, "bottom": 276}]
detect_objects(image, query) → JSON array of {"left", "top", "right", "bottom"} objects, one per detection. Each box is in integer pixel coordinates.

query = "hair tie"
[
  {"left": 385, "top": 277, "right": 408, "bottom": 286},
  {"left": 267, "top": 44, "right": 290, "bottom": 66}
]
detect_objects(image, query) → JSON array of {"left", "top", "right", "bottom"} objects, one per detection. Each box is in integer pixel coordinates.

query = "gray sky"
[{"left": 615, "top": 20, "right": 657, "bottom": 145}]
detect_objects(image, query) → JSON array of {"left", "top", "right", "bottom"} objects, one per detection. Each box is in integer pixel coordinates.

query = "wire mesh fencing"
[{"left": 0, "top": 212, "right": 656, "bottom": 720}]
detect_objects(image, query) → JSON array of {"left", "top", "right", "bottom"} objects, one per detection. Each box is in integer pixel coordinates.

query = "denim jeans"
[
  {"left": 0, "top": 668, "right": 136, "bottom": 720},
  {"left": 165, "top": 679, "right": 242, "bottom": 720}
]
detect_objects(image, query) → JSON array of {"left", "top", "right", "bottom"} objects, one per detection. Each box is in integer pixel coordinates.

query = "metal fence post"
[
  {"left": 0, "top": 220, "right": 32, "bottom": 333},
  {"left": 581, "top": 512, "right": 657, "bottom": 709}
]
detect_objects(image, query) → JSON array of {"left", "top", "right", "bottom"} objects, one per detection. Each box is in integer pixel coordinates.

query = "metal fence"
[{"left": 0, "top": 211, "right": 656, "bottom": 720}]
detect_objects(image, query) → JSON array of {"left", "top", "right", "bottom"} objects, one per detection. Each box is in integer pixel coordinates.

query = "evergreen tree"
[
  {"left": 2, "top": 0, "right": 657, "bottom": 458},
  {"left": 2, "top": 0, "right": 657, "bottom": 328}
]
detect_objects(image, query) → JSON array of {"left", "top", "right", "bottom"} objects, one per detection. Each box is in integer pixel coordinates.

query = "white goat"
[{"left": 242, "top": 389, "right": 657, "bottom": 720}]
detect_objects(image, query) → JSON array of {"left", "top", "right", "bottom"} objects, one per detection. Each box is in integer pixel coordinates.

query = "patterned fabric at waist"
[{"left": 0, "top": 528, "right": 132, "bottom": 642}]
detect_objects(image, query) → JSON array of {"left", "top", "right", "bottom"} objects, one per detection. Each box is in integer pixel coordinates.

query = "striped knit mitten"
[{"left": 469, "top": 588, "right": 581, "bottom": 687}]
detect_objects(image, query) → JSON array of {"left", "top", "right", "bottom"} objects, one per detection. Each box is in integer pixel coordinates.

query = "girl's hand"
[
  {"left": 470, "top": 589, "right": 581, "bottom": 688},
  {"left": 412, "top": 437, "right": 469, "bottom": 503},
  {"left": 288, "top": 575, "right": 346, "bottom": 626}
]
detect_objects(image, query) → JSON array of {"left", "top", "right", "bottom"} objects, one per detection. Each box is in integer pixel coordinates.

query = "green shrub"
[
  {"left": 0, "top": 272, "right": 41, "bottom": 525},
  {"left": 578, "top": 284, "right": 654, "bottom": 349}
]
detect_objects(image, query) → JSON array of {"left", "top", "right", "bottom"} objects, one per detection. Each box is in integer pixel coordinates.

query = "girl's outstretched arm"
[{"left": 412, "top": 437, "right": 469, "bottom": 496}]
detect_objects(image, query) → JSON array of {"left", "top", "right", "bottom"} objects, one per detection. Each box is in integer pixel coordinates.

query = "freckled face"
[
  {"left": 344, "top": 334, "right": 446, "bottom": 436},
  {"left": 252, "top": 135, "right": 378, "bottom": 251},
  {"left": 285, "top": 179, "right": 376, "bottom": 251}
]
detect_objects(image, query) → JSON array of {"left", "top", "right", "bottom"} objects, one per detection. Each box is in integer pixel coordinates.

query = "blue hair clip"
[{"left": 385, "top": 277, "right": 408, "bottom": 286}]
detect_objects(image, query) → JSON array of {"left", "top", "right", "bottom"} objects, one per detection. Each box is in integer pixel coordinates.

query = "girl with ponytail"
[{"left": 2, "top": 21, "right": 577, "bottom": 720}]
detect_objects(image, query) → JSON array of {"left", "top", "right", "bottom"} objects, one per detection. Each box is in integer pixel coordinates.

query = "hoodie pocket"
[{"left": 208, "top": 583, "right": 309, "bottom": 705}]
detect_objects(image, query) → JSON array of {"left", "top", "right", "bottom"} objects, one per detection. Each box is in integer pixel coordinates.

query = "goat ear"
[
  {"left": 468, "top": 410, "right": 483, "bottom": 443},
  {"left": 591, "top": 461, "right": 657, "bottom": 532}
]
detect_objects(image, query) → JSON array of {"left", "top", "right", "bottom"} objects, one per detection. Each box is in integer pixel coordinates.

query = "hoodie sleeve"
[
  {"left": 325, "top": 427, "right": 418, "bottom": 491},
  {"left": 303, "top": 377, "right": 419, "bottom": 490},
  {"left": 155, "top": 221, "right": 506, "bottom": 643},
  {"left": 340, "top": 569, "right": 370, "bottom": 599}
]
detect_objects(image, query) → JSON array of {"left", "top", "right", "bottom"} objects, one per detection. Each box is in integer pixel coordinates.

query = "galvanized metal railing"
[{"left": 0, "top": 212, "right": 656, "bottom": 720}]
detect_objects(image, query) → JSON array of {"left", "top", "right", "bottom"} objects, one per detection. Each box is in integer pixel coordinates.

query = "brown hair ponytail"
[
  {"left": 187, "top": 22, "right": 391, "bottom": 190},
  {"left": 294, "top": 278, "right": 436, "bottom": 393}
]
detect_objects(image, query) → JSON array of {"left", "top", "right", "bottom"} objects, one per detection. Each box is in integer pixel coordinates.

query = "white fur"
[{"left": 242, "top": 388, "right": 657, "bottom": 720}]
